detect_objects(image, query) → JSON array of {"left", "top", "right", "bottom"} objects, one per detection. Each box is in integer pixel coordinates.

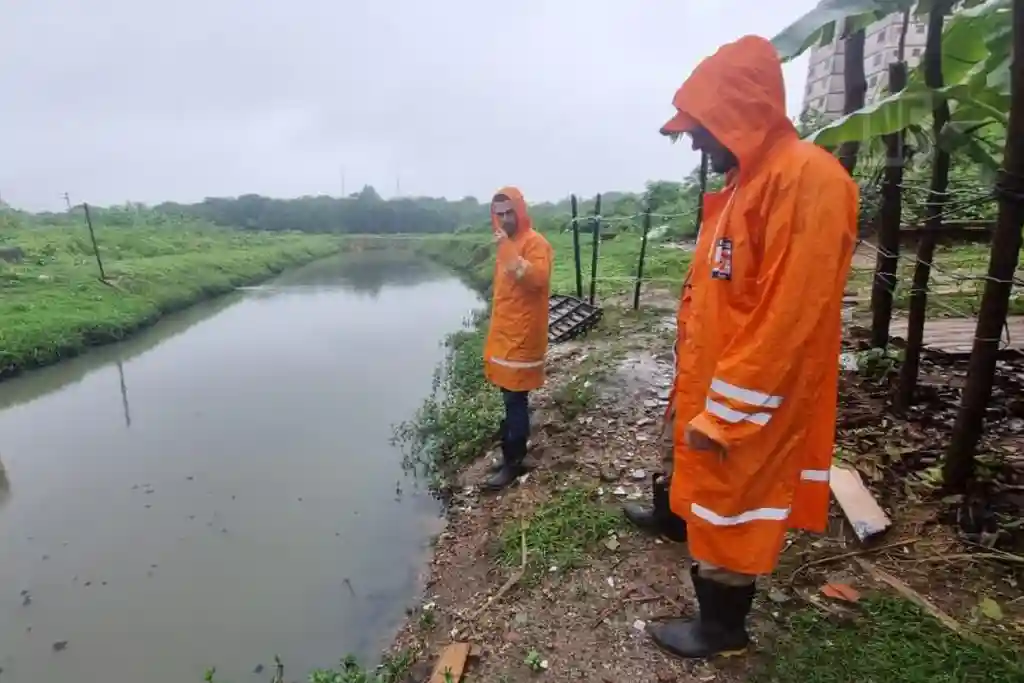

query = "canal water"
[{"left": 0, "top": 251, "right": 481, "bottom": 683}]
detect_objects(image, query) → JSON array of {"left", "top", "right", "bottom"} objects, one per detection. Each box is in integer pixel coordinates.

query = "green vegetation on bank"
[
  {"left": 497, "top": 488, "right": 621, "bottom": 586},
  {"left": 0, "top": 212, "right": 338, "bottom": 378},
  {"left": 755, "top": 597, "right": 1023, "bottom": 683}
]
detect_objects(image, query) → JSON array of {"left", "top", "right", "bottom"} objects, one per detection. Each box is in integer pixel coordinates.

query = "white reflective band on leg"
[
  {"left": 800, "top": 469, "right": 830, "bottom": 482},
  {"left": 705, "top": 398, "right": 770, "bottom": 426},
  {"left": 710, "top": 378, "right": 783, "bottom": 408},
  {"left": 691, "top": 503, "right": 790, "bottom": 526},
  {"left": 489, "top": 357, "right": 544, "bottom": 369}
]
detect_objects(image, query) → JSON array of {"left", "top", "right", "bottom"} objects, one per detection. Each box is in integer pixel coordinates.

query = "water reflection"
[{"left": 0, "top": 251, "right": 480, "bottom": 683}]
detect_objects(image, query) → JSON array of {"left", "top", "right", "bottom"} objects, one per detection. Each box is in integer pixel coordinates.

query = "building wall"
[{"left": 801, "top": 13, "right": 929, "bottom": 120}]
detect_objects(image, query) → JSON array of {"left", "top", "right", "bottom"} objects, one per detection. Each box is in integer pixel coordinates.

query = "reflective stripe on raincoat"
[
  {"left": 483, "top": 187, "right": 553, "bottom": 392},
  {"left": 665, "top": 36, "right": 858, "bottom": 575}
]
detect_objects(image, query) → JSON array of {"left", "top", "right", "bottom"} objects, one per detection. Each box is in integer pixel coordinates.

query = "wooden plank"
[
  {"left": 887, "top": 315, "right": 1024, "bottom": 354},
  {"left": 830, "top": 465, "right": 892, "bottom": 543},
  {"left": 429, "top": 642, "right": 470, "bottom": 683}
]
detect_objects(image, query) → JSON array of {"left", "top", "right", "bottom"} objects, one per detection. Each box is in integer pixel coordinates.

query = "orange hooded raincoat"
[
  {"left": 483, "top": 187, "right": 553, "bottom": 392},
  {"left": 661, "top": 36, "right": 858, "bottom": 575}
]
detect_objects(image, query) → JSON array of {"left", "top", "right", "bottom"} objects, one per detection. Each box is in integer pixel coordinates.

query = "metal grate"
[{"left": 548, "top": 294, "right": 603, "bottom": 344}]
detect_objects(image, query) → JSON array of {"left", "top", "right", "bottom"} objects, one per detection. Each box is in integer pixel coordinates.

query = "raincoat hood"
[
  {"left": 661, "top": 35, "right": 797, "bottom": 175},
  {"left": 491, "top": 186, "right": 533, "bottom": 234}
]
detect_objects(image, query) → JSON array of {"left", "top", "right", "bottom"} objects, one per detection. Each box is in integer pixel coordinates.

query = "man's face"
[
  {"left": 688, "top": 126, "right": 737, "bottom": 175},
  {"left": 492, "top": 198, "right": 518, "bottom": 235}
]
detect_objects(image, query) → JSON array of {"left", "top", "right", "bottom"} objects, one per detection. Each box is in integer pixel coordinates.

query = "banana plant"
[
  {"left": 772, "top": 0, "right": 918, "bottom": 61},
  {"left": 773, "top": 0, "right": 1012, "bottom": 169}
]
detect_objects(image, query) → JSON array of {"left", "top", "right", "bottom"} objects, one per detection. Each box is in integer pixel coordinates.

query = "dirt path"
[{"left": 389, "top": 292, "right": 1024, "bottom": 683}]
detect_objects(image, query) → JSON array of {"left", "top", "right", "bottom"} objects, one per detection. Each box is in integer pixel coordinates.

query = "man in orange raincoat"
[
  {"left": 636, "top": 35, "right": 858, "bottom": 659},
  {"left": 482, "top": 187, "right": 553, "bottom": 491}
]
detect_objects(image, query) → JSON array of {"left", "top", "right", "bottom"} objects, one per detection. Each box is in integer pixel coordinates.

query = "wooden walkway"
[{"left": 888, "top": 316, "right": 1024, "bottom": 356}]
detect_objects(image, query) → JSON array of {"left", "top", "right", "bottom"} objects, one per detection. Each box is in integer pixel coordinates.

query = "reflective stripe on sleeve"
[
  {"left": 710, "top": 378, "right": 783, "bottom": 409},
  {"left": 800, "top": 469, "right": 830, "bottom": 482},
  {"left": 705, "top": 398, "right": 771, "bottom": 426}
]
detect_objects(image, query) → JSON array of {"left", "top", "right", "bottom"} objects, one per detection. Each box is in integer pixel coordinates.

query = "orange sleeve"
[
  {"left": 689, "top": 169, "right": 856, "bottom": 450},
  {"left": 517, "top": 236, "right": 552, "bottom": 291}
]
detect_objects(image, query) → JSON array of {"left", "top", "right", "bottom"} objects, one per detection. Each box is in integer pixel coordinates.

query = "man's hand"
[
  {"left": 493, "top": 229, "right": 508, "bottom": 245},
  {"left": 502, "top": 255, "right": 529, "bottom": 279},
  {"left": 685, "top": 424, "right": 725, "bottom": 458}
]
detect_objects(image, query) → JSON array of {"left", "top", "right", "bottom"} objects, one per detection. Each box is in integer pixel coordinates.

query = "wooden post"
[
  {"left": 571, "top": 194, "right": 583, "bottom": 298},
  {"left": 83, "top": 203, "right": 107, "bottom": 282},
  {"left": 870, "top": 58, "right": 909, "bottom": 349},
  {"left": 838, "top": 21, "right": 867, "bottom": 175},
  {"left": 695, "top": 152, "right": 709, "bottom": 236},
  {"left": 633, "top": 204, "right": 652, "bottom": 310},
  {"left": 946, "top": 0, "right": 1024, "bottom": 491},
  {"left": 589, "top": 194, "right": 602, "bottom": 305},
  {"left": 896, "top": 0, "right": 953, "bottom": 411}
]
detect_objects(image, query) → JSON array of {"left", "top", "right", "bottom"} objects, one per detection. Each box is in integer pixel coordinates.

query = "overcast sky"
[{"left": 3, "top": 1, "right": 817, "bottom": 211}]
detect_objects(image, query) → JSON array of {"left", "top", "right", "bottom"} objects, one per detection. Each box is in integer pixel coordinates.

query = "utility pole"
[
  {"left": 340, "top": 166, "right": 346, "bottom": 197},
  {"left": 62, "top": 192, "right": 72, "bottom": 210}
]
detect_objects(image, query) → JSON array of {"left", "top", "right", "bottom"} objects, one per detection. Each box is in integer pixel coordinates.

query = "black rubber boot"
[
  {"left": 483, "top": 439, "right": 526, "bottom": 491},
  {"left": 648, "top": 565, "right": 754, "bottom": 659},
  {"left": 622, "top": 473, "right": 688, "bottom": 542},
  {"left": 488, "top": 419, "right": 509, "bottom": 473}
]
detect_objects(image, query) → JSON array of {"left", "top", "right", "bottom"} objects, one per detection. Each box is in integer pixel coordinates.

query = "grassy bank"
[{"left": 0, "top": 216, "right": 339, "bottom": 379}]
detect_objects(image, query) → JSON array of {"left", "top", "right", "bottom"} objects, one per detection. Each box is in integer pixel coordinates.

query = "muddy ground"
[{"left": 390, "top": 291, "right": 1024, "bottom": 683}]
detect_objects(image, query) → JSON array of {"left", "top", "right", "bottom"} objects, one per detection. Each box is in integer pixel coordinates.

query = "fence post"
[
  {"left": 633, "top": 204, "right": 651, "bottom": 310},
  {"left": 589, "top": 194, "right": 602, "bottom": 305},
  {"left": 83, "top": 203, "right": 107, "bottom": 281},
  {"left": 695, "top": 152, "right": 709, "bottom": 236},
  {"left": 571, "top": 194, "right": 583, "bottom": 298}
]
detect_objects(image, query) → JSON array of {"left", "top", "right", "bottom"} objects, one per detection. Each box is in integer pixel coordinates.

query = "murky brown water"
[{"left": 0, "top": 251, "right": 480, "bottom": 682}]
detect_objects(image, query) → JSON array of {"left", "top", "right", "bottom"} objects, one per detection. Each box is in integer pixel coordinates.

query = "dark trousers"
[{"left": 501, "top": 389, "right": 530, "bottom": 445}]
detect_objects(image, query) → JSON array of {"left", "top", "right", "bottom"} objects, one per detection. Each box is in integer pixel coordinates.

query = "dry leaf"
[
  {"left": 821, "top": 582, "right": 861, "bottom": 603},
  {"left": 979, "top": 597, "right": 1004, "bottom": 621}
]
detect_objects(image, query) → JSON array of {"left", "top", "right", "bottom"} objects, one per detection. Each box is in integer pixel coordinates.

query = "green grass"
[
  {"left": 756, "top": 597, "right": 1024, "bottom": 683},
  {"left": 497, "top": 488, "right": 621, "bottom": 585},
  {"left": 392, "top": 311, "right": 503, "bottom": 481},
  {"left": 204, "top": 650, "right": 415, "bottom": 683},
  {"left": 0, "top": 214, "right": 339, "bottom": 377}
]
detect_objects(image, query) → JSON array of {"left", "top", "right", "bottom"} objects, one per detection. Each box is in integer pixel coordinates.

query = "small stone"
[
  {"left": 633, "top": 619, "right": 647, "bottom": 632},
  {"left": 605, "top": 538, "right": 620, "bottom": 551},
  {"left": 612, "top": 486, "right": 628, "bottom": 496},
  {"left": 631, "top": 469, "right": 647, "bottom": 481},
  {"left": 606, "top": 577, "right": 615, "bottom": 588},
  {"left": 768, "top": 588, "right": 791, "bottom": 604},
  {"left": 540, "top": 660, "right": 550, "bottom": 670}
]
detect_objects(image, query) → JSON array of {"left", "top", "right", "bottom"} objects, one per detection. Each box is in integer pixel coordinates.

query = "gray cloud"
[{"left": 2, "top": 1, "right": 815, "bottom": 211}]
